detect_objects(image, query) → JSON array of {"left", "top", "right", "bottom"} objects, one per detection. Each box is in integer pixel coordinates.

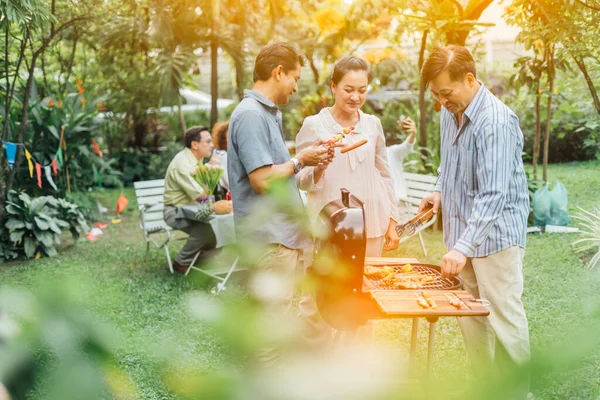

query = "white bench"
[
  {"left": 133, "top": 179, "right": 240, "bottom": 293},
  {"left": 398, "top": 172, "right": 439, "bottom": 257}
]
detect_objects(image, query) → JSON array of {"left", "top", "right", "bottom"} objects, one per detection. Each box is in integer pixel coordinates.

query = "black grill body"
[{"left": 311, "top": 189, "right": 379, "bottom": 330}]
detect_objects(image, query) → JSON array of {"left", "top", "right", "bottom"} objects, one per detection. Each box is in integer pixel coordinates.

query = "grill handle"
[{"left": 341, "top": 188, "right": 350, "bottom": 208}]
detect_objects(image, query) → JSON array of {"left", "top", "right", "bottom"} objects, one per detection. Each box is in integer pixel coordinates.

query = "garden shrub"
[{"left": 3, "top": 191, "right": 89, "bottom": 261}]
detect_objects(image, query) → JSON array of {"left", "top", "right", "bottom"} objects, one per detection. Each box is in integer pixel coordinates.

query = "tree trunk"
[
  {"left": 418, "top": 30, "right": 429, "bottom": 153},
  {"left": 5, "top": 54, "right": 39, "bottom": 205},
  {"left": 60, "top": 35, "right": 79, "bottom": 95},
  {"left": 532, "top": 80, "right": 541, "bottom": 180},
  {"left": 307, "top": 52, "right": 320, "bottom": 87},
  {"left": 210, "top": 0, "right": 219, "bottom": 128},
  {"left": 177, "top": 95, "right": 186, "bottom": 141},
  {"left": 543, "top": 47, "right": 555, "bottom": 183},
  {"left": 233, "top": 52, "right": 244, "bottom": 101},
  {"left": 573, "top": 55, "right": 600, "bottom": 115}
]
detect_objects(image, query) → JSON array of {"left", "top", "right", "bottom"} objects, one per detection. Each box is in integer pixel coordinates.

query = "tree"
[
  {"left": 505, "top": 0, "right": 597, "bottom": 181},
  {"left": 0, "top": 0, "right": 93, "bottom": 224},
  {"left": 385, "top": 0, "right": 495, "bottom": 154}
]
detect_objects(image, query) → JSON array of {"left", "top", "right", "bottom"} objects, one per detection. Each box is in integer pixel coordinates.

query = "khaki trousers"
[
  {"left": 458, "top": 246, "right": 530, "bottom": 398},
  {"left": 252, "top": 244, "right": 300, "bottom": 368}
]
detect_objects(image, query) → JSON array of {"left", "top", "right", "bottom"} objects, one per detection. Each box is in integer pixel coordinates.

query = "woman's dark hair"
[
  {"left": 421, "top": 45, "right": 477, "bottom": 86},
  {"left": 253, "top": 41, "right": 305, "bottom": 82},
  {"left": 184, "top": 125, "right": 209, "bottom": 148},
  {"left": 212, "top": 121, "right": 230, "bottom": 151},
  {"left": 331, "top": 55, "right": 371, "bottom": 85}
]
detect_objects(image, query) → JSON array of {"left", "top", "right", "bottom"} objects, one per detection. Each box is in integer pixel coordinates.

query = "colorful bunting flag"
[
  {"left": 35, "top": 163, "right": 42, "bottom": 188},
  {"left": 56, "top": 147, "right": 63, "bottom": 166},
  {"left": 92, "top": 139, "right": 103, "bottom": 157},
  {"left": 25, "top": 149, "right": 34, "bottom": 177},
  {"left": 4, "top": 142, "right": 16, "bottom": 169},
  {"left": 51, "top": 159, "right": 58, "bottom": 177},
  {"left": 115, "top": 193, "right": 128, "bottom": 215},
  {"left": 44, "top": 166, "right": 58, "bottom": 190}
]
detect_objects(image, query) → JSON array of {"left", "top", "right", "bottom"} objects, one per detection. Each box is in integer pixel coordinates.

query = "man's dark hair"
[
  {"left": 421, "top": 45, "right": 477, "bottom": 86},
  {"left": 184, "top": 125, "right": 209, "bottom": 148},
  {"left": 253, "top": 41, "right": 305, "bottom": 83},
  {"left": 331, "top": 55, "right": 371, "bottom": 85}
]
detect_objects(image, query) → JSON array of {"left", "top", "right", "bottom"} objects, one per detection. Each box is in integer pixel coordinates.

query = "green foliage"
[
  {"left": 403, "top": 146, "right": 440, "bottom": 175},
  {"left": 8, "top": 82, "right": 123, "bottom": 195},
  {"left": 4, "top": 190, "right": 67, "bottom": 259},
  {"left": 573, "top": 207, "right": 600, "bottom": 270},
  {"left": 50, "top": 197, "right": 89, "bottom": 241},
  {"left": 0, "top": 277, "right": 125, "bottom": 400},
  {"left": 147, "top": 142, "right": 183, "bottom": 180},
  {"left": 284, "top": 93, "right": 332, "bottom": 138},
  {"left": 3, "top": 190, "right": 89, "bottom": 261},
  {"left": 111, "top": 148, "right": 152, "bottom": 187},
  {"left": 501, "top": 66, "right": 600, "bottom": 163},
  {"left": 65, "top": 191, "right": 101, "bottom": 223}
]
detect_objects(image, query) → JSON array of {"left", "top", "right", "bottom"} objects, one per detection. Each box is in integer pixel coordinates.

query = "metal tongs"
[{"left": 395, "top": 203, "right": 436, "bottom": 238}]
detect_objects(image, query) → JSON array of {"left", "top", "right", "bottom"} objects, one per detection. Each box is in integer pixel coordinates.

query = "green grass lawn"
[{"left": 1, "top": 160, "right": 600, "bottom": 399}]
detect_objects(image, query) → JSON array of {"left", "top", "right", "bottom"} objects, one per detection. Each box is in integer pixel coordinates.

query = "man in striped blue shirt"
[{"left": 420, "top": 45, "right": 530, "bottom": 398}]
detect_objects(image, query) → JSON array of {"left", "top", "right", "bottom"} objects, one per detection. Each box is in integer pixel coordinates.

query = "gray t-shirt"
[{"left": 227, "top": 90, "right": 311, "bottom": 249}]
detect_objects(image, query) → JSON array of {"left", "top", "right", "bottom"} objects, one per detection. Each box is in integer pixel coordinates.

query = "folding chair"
[
  {"left": 134, "top": 179, "right": 178, "bottom": 274},
  {"left": 134, "top": 180, "right": 241, "bottom": 293}
]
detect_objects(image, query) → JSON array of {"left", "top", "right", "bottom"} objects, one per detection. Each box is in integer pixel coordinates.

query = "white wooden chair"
[
  {"left": 133, "top": 179, "right": 239, "bottom": 293},
  {"left": 134, "top": 179, "right": 178, "bottom": 273},
  {"left": 397, "top": 172, "right": 439, "bottom": 257}
]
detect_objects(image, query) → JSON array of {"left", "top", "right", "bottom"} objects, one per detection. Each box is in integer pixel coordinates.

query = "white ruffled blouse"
[{"left": 296, "top": 108, "right": 398, "bottom": 239}]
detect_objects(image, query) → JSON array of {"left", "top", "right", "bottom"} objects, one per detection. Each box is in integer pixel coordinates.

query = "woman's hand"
[
  {"left": 383, "top": 218, "right": 400, "bottom": 251},
  {"left": 397, "top": 116, "right": 417, "bottom": 144}
]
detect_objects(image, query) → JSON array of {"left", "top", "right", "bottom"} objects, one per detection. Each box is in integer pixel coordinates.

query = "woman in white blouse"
[{"left": 296, "top": 55, "right": 399, "bottom": 256}]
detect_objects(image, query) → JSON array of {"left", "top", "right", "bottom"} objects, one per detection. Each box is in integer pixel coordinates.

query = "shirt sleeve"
[
  {"left": 374, "top": 118, "right": 398, "bottom": 222},
  {"left": 453, "top": 123, "right": 518, "bottom": 257},
  {"left": 295, "top": 117, "right": 324, "bottom": 192},
  {"left": 434, "top": 166, "right": 443, "bottom": 193},
  {"left": 231, "top": 110, "right": 274, "bottom": 174},
  {"left": 388, "top": 138, "right": 415, "bottom": 162}
]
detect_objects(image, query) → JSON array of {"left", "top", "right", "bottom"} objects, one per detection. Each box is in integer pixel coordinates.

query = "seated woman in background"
[
  {"left": 211, "top": 121, "right": 230, "bottom": 190},
  {"left": 387, "top": 116, "right": 417, "bottom": 204}
]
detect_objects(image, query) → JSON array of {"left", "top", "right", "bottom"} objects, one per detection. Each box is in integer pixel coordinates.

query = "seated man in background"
[{"left": 163, "top": 126, "right": 217, "bottom": 273}]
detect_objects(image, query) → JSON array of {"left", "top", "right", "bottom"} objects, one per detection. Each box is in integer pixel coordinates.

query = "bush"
[
  {"left": 65, "top": 191, "right": 102, "bottom": 223},
  {"left": 3, "top": 191, "right": 89, "bottom": 261},
  {"left": 147, "top": 142, "right": 184, "bottom": 180}
]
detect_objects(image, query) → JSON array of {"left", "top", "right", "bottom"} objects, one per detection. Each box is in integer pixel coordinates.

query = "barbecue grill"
[
  {"left": 310, "top": 188, "right": 490, "bottom": 376},
  {"left": 311, "top": 188, "right": 463, "bottom": 330}
]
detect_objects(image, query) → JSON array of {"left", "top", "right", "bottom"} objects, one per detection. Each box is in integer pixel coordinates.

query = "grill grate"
[{"left": 365, "top": 264, "right": 461, "bottom": 290}]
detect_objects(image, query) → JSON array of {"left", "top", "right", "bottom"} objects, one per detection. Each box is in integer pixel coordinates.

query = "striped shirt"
[{"left": 434, "top": 83, "right": 529, "bottom": 258}]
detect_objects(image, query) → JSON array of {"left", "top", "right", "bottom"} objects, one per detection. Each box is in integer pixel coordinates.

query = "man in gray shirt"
[{"left": 228, "top": 41, "right": 335, "bottom": 367}]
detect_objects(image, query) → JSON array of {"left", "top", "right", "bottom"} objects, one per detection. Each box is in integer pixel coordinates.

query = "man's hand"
[
  {"left": 441, "top": 249, "right": 467, "bottom": 278},
  {"left": 296, "top": 139, "right": 334, "bottom": 167},
  {"left": 195, "top": 192, "right": 207, "bottom": 202},
  {"left": 419, "top": 191, "right": 441, "bottom": 214},
  {"left": 383, "top": 219, "right": 399, "bottom": 251}
]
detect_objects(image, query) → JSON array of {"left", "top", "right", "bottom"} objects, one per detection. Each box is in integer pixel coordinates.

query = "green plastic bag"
[
  {"left": 547, "top": 181, "right": 571, "bottom": 226},
  {"left": 532, "top": 181, "right": 571, "bottom": 227}
]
